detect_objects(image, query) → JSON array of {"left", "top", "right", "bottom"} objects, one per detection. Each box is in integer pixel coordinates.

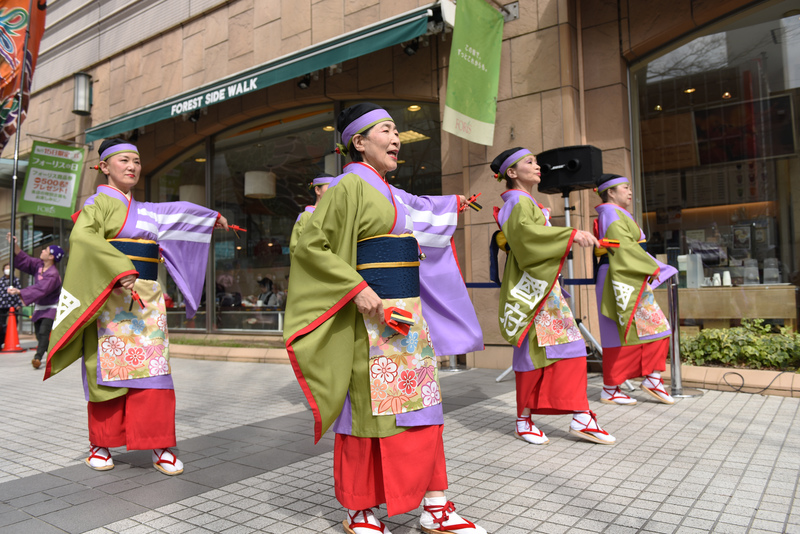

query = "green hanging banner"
[
  {"left": 17, "top": 141, "right": 86, "bottom": 220},
  {"left": 442, "top": 0, "right": 504, "bottom": 146}
]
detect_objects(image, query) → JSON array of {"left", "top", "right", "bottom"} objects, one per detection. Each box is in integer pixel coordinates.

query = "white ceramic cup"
[
  {"left": 256, "top": 300, "right": 264, "bottom": 306},
  {"left": 712, "top": 273, "right": 721, "bottom": 286},
  {"left": 722, "top": 271, "right": 732, "bottom": 286}
]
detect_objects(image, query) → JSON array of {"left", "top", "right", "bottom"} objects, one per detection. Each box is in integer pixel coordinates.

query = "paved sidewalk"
[{"left": 0, "top": 348, "right": 797, "bottom": 534}]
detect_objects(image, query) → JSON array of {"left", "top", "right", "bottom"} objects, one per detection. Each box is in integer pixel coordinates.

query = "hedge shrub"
[{"left": 679, "top": 319, "right": 800, "bottom": 371}]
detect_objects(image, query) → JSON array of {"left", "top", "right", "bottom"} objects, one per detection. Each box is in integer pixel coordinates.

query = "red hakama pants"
[
  {"left": 87, "top": 388, "right": 176, "bottom": 450},
  {"left": 516, "top": 357, "right": 589, "bottom": 416},
  {"left": 334, "top": 424, "right": 448, "bottom": 516},
  {"left": 602, "top": 337, "right": 669, "bottom": 385}
]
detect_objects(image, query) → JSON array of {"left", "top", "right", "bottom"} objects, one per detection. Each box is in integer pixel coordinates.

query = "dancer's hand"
[
  {"left": 215, "top": 215, "right": 229, "bottom": 230},
  {"left": 354, "top": 286, "right": 384, "bottom": 324},
  {"left": 119, "top": 274, "right": 137, "bottom": 290},
  {"left": 573, "top": 230, "right": 599, "bottom": 248}
]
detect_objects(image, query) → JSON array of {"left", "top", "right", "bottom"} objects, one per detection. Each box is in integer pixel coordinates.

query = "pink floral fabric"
[
  {"left": 363, "top": 296, "right": 441, "bottom": 416},
  {"left": 634, "top": 285, "right": 669, "bottom": 337},
  {"left": 534, "top": 281, "right": 583, "bottom": 348},
  {"left": 97, "top": 279, "right": 170, "bottom": 382}
]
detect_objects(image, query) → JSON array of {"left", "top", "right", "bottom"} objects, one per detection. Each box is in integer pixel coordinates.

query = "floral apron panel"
[
  {"left": 633, "top": 285, "right": 669, "bottom": 337},
  {"left": 534, "top": 281, "right": 583, "bottom": 348},
  {"left": 97, "top": 278, "right": 170, "bottom": 382},
  {"left": 364, "top": 297, "right": 441, "bottom": 416}
]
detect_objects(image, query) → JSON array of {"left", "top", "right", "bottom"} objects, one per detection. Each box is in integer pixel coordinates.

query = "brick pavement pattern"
[{"left": 0, "top": 350, "right": 798, "bottom": 533}]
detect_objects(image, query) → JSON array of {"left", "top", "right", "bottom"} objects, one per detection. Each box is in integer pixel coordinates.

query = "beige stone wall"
[
  {"left": 1, "top": 0, "right": 763, "bottom": 364},
  {"left": 3, "top": 0, "right": 442, "bottom": 209}
]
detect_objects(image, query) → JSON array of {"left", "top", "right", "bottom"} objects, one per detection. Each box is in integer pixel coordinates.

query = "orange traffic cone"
[{"left": 1, "top": 307, "right": 25, "bottom": 353}]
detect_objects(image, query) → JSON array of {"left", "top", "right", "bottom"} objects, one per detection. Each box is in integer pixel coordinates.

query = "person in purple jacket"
[{"left": 6, "top": 234, "right": 64, "bottom": 369}]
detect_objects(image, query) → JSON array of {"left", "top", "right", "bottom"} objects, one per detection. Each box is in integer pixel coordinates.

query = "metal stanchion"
[
  {"left": 439, "top": 354, "right": 465, "bottom": 373},
  {"left": 667, "top": 274, "right": 703, "bottom": 398}
]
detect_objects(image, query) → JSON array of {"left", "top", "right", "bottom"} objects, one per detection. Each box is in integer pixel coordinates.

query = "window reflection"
[
  {"left": 149, "top": 101, "right": 443, "bottom": 333},
  {"left": 634, "top": 2, "right": 800, "bottom": 330}
]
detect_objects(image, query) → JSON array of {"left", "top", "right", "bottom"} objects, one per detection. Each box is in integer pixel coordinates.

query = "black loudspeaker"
[{"left": 537, "top": 145, "right": 603, "bottom": 195}]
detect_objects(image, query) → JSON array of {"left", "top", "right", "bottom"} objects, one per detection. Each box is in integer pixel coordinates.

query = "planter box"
[{"left": 663, "top": 364, "right": 800, "bottom": 398}]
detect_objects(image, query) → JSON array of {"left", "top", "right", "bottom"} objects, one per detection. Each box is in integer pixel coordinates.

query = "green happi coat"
[
  {"left": 495, "top": 190, "right": 579, "bottom": 369},
  {"left": 596, "top": 204, "right": 672, "bottom": 347},
  {"left": 45, "top": 192, "right": 139, "bottom": 402},
  {"left": 285, "top": 173, "right": 405, "bottom": 442},
  {"left": 289, "top": 208, "right": 313, "bottom": 257}
]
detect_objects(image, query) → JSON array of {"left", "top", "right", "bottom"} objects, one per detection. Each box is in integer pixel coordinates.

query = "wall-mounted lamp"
[
  {"left": 244, "top": 171, "right": 277, "bottom": 198},
  {"left": 297, "top": 74, "right": 311, "bottom": 89},
  {"left": 72, "top": 72, "right": 92, "bottom": 116},
  {"left": 403, "top": 39, "right": 419, "bottom": 56}
]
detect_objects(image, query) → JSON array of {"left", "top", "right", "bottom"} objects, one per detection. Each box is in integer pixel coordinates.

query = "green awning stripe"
[{"left": 85, "top": 6, "right": 433, "bottom": 142}]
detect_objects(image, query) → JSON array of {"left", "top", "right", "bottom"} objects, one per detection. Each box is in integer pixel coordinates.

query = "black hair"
[
  {"left": 491, "top": 147, "right": 527, "bottom": 189},
  {"left": 596, "top": 173, "right": 624, "bottom": 203},
  {"left": 337, "top": 103, "right": 386, "bottom": 163}
]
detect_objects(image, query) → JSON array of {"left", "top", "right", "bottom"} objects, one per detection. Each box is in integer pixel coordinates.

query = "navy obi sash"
[
  {"left": 356, "top": 235, "right": 420, "bottom": 299},
  {"left": 108, "top": 239, "right": 161, "bottom": 281}
]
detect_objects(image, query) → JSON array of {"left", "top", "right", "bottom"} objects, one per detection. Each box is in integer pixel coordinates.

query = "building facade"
[{"left": 1, "top": 0, "right": 797, "bottom": 368}]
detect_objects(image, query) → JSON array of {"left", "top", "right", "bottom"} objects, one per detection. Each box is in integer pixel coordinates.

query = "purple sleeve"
[
  {"left": 13, "top": 250, "right": 43, "bottom": 276},
  {"left": 19, "top": 269, "right": 61, "bottom": 306},
  {"left": 146, "top": 201, "right": 219, "bottom": 319},
  {"left": 391, "top": 188, "right": 483, "bottom": 355}
]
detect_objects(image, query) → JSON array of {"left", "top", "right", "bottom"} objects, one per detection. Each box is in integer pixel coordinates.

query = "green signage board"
[
  {"left": 442, "top": 0, "right": 504, "bottom": 146},
  {"left": 18, "top": 142, "right": 86, "bottom": 220}
]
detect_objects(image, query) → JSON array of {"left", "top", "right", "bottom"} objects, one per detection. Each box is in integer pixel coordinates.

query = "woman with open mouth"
[{"left": 284, "top": 103, "right": 486, "bottom": 534}]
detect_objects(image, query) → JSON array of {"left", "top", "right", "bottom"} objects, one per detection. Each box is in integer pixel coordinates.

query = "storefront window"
[
  {"left": 150, "top": 101, "right": 443, "bottom": 333},
  {"left": 211, "top": 106, "right": 334, "bottom": 332},
  {"left": 150, "top": 146, "right": 209, "bottom": 331},
  {"left": 633, "top": 2, "right": 800, "bottom": 330}
]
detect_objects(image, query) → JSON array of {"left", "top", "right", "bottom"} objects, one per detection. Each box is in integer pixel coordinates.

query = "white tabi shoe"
[
  {"left": 601, "top": 385, "right": 637, "bottom": 405},
  {"left": 514, "top": 416, "right": 549, "bottom": 445},
  {"left": 343, "top": 508, "right": 392, "bottom": 534},
  {"left": 420, "top": 498, "right": 487, "bottom": 534},
  {"left": 569, "top": 410, "right": 616, "bottom": 445},
  {"left": 84, "top": 445, "right": 114, "bottom": 470},
  {"left": 641, "top": 375, "right": 676, "bottom": 404},
  {"left": 152, "top": 448, "right": 184, "bottom": 475}
]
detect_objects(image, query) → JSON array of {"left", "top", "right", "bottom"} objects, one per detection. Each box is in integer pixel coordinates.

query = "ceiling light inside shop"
[
  {"left": 195, "top": 157, "right": 206, "bottom": 162},
  {"left": 654, "top": 104, "right": 663, "bottom": 111},
  {"left": 684, "top": 87, "right": 696, "bottom": 94},
  {"left": 397, "top": 160, "right": 406, "bottom": 164},
  {"left": 322, "top": 125, "right": 335, "bottom": 131},
  {"left": 407, "top": 105, "right": 421, "bottom": 112},
  {"left": 722, "top": 91, "right": 732, "bottom": 99},
  {"left": 236, "top": 246, "right": 242, "bottom": 250},
  {"left": 398, "top": 130, "right": 430, "bottom": 144}
]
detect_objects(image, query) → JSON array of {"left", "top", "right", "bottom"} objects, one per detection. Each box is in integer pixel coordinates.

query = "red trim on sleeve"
[
  {"left": 284, "top": 280, "right": 369, "bottom": 444},
  {"left": 71, "top": 210, "right": 82, "bottom": 224},
  {"left": 450, "top": 237, "right": 465, "bottom": 283},
  {"left": 44, "top": 269, "right": 139, "bottom": 380}
]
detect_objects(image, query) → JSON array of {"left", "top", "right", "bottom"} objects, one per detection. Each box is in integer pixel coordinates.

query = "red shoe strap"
[
  {"left": 348, "top": 510, "right": 387, "bottom": 533},
  {"left": 602, "top": 386, "right": 630, "bottom": 400},
  {"left": 516, "top": 418, "right": 544, "bottom": 437},
  {"left": 154, "top": 448, "right": 178, "bottom": 467},
  {"left": 423, "top": 501, "right": 476, "bottom": 530},
  {"left": 88, "top": 446, "right": 110, "bottom": 462},
  {"left": 645, "top": 377, "right": 669, "bottom": 395},
  {"left": 572, "top": 410, "right": 610, "bottom": 436}
]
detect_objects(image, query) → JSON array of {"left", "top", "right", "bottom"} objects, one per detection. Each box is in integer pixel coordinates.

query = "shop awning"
[{"left": 85, "top": 4, "right": 436, "bottom": 142}]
